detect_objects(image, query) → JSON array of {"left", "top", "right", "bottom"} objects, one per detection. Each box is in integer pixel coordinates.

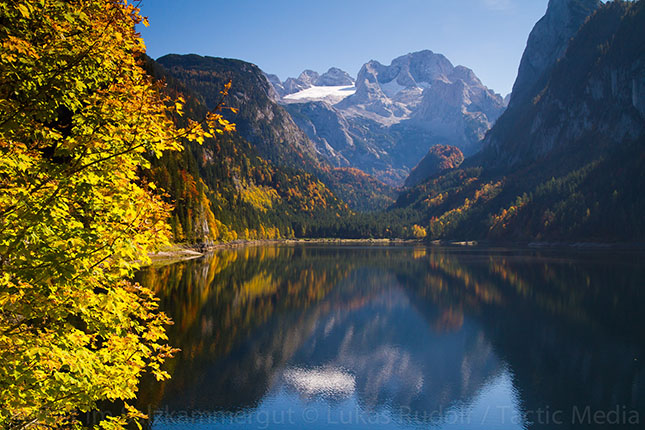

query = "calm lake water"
[{"left": 136, "top": 245, "right": 645, "bottom": 429}]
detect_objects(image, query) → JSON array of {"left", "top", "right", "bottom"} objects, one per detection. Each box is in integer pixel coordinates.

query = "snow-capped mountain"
[
  {"left": 266, "top": 50, "right": 505, "bottom": 185},
  {"left": 337, "top": 50, "right": 456, "bottom": 123},
  {"left": 267, "top": 67, "right": 356, "bottom": 99},
  {"left": 317, "top": 67, "right": 354, "bottom": 86}
]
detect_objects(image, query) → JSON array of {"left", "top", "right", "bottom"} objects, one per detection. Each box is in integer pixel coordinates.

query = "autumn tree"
[
  {"left": 411, "top": 224, "right": 428, "bottom": 239},
  {"left": 0, "top": 1, "right": 232, "bottom": 429}
]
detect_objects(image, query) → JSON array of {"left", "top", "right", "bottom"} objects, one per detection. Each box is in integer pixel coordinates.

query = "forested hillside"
[
  {"left": 394, "top": 0, "right": 645, "bottom": 242},
  {"left": 154, "top": 55, "right": 397, "bottom": 213},
  {"left": 142, "top": 57, "right": 352, "bottom": 243},
  {"left": 142, "top": 1, "right": 645, "bottom": 244},
  {"left": 5, "top": 1, "right": 645, "bottom": 429}
]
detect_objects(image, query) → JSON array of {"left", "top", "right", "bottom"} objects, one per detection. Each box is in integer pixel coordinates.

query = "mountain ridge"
[
  {"left": 154, "top": 54, "right": 397, "bottom": 213},
  {"left": 267, "top": 50, "right": 505, "bottom": 185},
  {"left": 144, "top": 0, "right": 644, "bottom": 243},
  {"left": 509, "top": 0, "right": 602, "bottom": 108},
  {"left": 394, "top": 0, "right": 645, "bottom": 242}
]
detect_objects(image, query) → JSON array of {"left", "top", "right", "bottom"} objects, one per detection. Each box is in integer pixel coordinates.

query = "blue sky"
[{"left": 138, "top": 0, "right": 551, "bottom": 96}]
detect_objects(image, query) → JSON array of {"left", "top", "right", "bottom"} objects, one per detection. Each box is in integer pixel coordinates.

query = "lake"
[{"left": 135, "top": 245, "right": 645, "bottom": 429}]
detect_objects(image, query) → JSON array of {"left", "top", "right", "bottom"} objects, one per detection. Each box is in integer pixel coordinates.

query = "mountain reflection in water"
[{"left": 136, "top": 245, "right": 645, "bottom": 429}]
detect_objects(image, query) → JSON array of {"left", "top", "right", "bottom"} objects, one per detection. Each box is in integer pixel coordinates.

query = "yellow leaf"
[{"left": 17, "top": 4, "right": 29, "bottom": 18}]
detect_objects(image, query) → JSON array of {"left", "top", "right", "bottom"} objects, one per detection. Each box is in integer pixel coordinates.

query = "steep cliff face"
[
  {"left": 411, "top": 68, "right": 505, "bottom": 154},
  {"left": 263, "top": 73, "right": 285, "bottom": 99},
  {"left": 509, "top": 0, "right": 601, "bottom": 107},
  {"left": 284, "top": 101, "right": 353, "bottom": 167},
  {"left": 479, "top": 0, "right": 644, "bottom": 169},
  {"left": 394, "top": 1, "right": 645, "bottom": 242}
]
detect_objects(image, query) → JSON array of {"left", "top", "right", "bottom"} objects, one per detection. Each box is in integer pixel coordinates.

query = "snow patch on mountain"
[
  {"left": 283, "top": 85, "right": 356, "bottom": 103},
  {"left": 264, "top": 50, "right": 505, "bottom": 185}
]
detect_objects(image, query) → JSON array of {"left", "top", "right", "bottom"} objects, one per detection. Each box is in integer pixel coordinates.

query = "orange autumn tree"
[{"left": 0, "top": 1, "right": 233, "bottom": 429}]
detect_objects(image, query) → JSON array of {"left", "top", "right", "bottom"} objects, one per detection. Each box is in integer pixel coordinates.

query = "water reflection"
[{"left": 136, "top": 245, "right": 645, "bottom": 429}]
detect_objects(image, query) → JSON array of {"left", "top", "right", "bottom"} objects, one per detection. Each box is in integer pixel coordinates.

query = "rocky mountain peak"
[
  {"left": 411, "top": 77, "right": 505, "bottom": 154},
  {"left": 479, "top": 0, "right": 643, "bottom": 170},
  {"left": 297, "top": 70, "right": 320, "bottom": 86},
  {"left": 339, "top": 50, "right": 490, "bottom": 123},
  {"left": 282, "top": 50, "right": 505, "bottom": 184},
  {"left": 282, "top": 69, "right": 321, "bottom": 95},
  {"left": 264, "top": 49, "right": 505, "bottom": 184},
  {"left": 346, "top": 51, "right": 454, "bottom": 106},
  {"left": 509, "top": 0, "right": 601, "bottom": 107},
  {"left": 389, "top": 50, "right": 454, "bottom": 87},
  {"left": 274, "top": 68, "right": 355, "bottom": 97},
  {"left": 316, "top": 67, "right": 354, "bottom": 86}
]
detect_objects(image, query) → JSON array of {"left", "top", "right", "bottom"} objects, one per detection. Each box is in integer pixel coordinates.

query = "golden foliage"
[{"left": 0, "top": 1, "right": 233, "bottom": 428}]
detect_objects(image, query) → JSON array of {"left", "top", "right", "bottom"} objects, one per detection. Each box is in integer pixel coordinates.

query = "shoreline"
[
  {"left": 148, "top": 238, "right": 645, "bottom": 264},
  {"left": 210, "top": 238, "right": 422, "bottom": 249},
  {"left": 147, "top": 239, "right": 422, "bottom": 264}
]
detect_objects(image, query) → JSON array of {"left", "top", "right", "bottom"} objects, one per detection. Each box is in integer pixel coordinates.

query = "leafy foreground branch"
[{"left": 0, "top": 1, "right": 232, "bottom": 429}]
